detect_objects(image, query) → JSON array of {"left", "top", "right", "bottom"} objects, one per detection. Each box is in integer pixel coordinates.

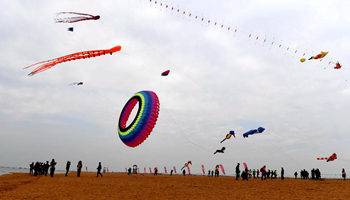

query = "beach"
[{"left": 0, "top": 172, "right": 349, "bottom": 200}]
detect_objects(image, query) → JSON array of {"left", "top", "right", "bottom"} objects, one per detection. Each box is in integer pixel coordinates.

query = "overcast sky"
[{"left": 0, "top": 0, "right": 349, "bottom": 177}]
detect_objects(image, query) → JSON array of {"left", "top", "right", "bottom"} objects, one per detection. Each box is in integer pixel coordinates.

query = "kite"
[
  {"left": 243, "top": 163, "right": 248, "bottom": 170},
  {"left": 67, "top": 27, "right": 74, "bottom": 32},
  {"left": 220, "top": 130, "right": 235, "bottom": 143},
  {"left": 118, "top": 91, "right": 160, "bottom": 147},
  {"left": 55, "top": 12, "right": 100, "bottom": 23},
  {"left": 243, "top": 127, "right": 265, "bottom": 138},
  {"left": 201, "top": 164, "right": 205, "bottom": 175},
  {"left": 214, "top": 147, "right": 226, "bottom": 154},
  {"left": 308, "top": 51, "right": 328, "bottom": 60},
  {"left": 181, "top": 161, "right": 192, "bottom": 170},
  {"left": 334, "top": 62, "right": 342, "bottom": 69},
  {"left": 25, "top": 46, "right": 122, "bottom": 76},
  {"left": 69, "top": 82, "right": 83, "bottom": 86},
  {"left": 161, "top": 70, "right": 170, "bottom": 76},
  {"left": 300, "top": 58, "right": 306, "bottom": 63},
  {"left": 219, "top": 164, "right": 226, "bottom": 175},
  {"left": 317, "top": 153, "right": 337, "bottom": 162}
]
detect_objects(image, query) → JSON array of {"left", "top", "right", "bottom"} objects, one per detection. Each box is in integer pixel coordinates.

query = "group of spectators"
[
  {"left": 29, "top": 160, "right": 103, "bottom": 177},
  {"left": 235, "top": 164, "right": 285, "bottom": 181}
]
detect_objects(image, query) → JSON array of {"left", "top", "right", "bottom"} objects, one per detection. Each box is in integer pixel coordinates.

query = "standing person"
[
  {"left": 294, "top": 171, "right": 298, "bottom": 179},
  {"left": 182, "top": 169, "right": 186, "bottom": 176},
  {"left": 96, "top": 162, "right": 103, "bottom": 177},
  {"left": 77, "top": 160, "right": 82, "bottom": 177},
  {"left": 44, "top": 161, "right": 49, "bottom": 176},
  {"left": 154, "top": 167, "right": 158, "bottom": 176},
  {"left": 235, "top": 163, "right": 240, "bottom": 180},
  {"left": 65, "top": 161, "right": 71, "bottom": 177},
  {"left": 208, "top": 170, "right": 211, "bottom": 177},
  {"left": 261, "top": 165, "right": 266, "bottom": 180},
  {"left": 253, "top": 169, "right": 256, "bottom": 179},
  {"left": 342, "top": 168, "right": 346, "bottom": 181},
  {"left": 257, "top": 169, "right": 260, "bottom": 178},
  {"left": 50, "top": 159, "right": 57, "bottom": 177},
  {"left": 170, "top": 169, "right": 173, "bottom": 176},
  {"left": 281, "top": 167, "right": 285, "bottom": 180},
  {"left": 128, "top": 168, "right": 131, "bottom": 175},
  {"left": 29, "top": 162, "right": 34, "bottom": 175}
]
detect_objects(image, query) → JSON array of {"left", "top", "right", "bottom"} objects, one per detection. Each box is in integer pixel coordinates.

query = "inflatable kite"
[
  {"left": 181, "top": 161, "right": 192, "bottom": 170},
  {"left": 214, "top": 147, "right": 226, "bottom": 154},
  {"left": 300, "top": 58, "right": 306, "bottom": 63},
  {"left": 308, "top": 51, "right": 328, "bottom": 60},
  {"left": 55, "top": 12, "right": 100, "bottom": 23},
  {"left": 220, "top": 130, "right": 235, "bottom": 143},
  {"left": 118, "top": 91, "right": 160, "bottom": 147},
  {"left": 69, "top": 82, "right": 83, "bottom": 86},
  {"left": 161, "top": 70, "right": 170, "bottom": 76},
  {"left": 67, "top": 27, "right": 74, "bottom": 32},
  {"left": 317, "top": 153, "right": 337, "bottom": 162},
  {"left": 25, "top": 46, "right": 121, "bottom": 76},
  {"left": 334, "top": 62, "right": 342, "bottom": 69},
  {"left": 243, "top": 127, "right": 265, "bottom": 138}
]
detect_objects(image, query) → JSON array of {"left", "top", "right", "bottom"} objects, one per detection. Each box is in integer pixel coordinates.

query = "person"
[
  {"left": 34, "top": 162, "right": 40, "bottom": 176},
  {"left": 211, "top": 171, "right": 214, "bottom": 177},
  {"left": 29, "top": 162, "right": 34, "bottom": 175},
  {"left": 236, "top": 163, "right": 240, "bottom": 180},
  {"left": 77, "top": 160, "right": 82, "bottom": 177},
  {"left": 128, "top": 167, "right": 131, "bottom": 175},
  {"left": 154, "top": 168, "right": 158, "bottom": 176},
  {"left": 281, "top": 167, "right": 284, "bottom": 180},
  {"left": 44, "top": 161, "right": 49, "bottom": 176},
  {"left": 294, "top": 171, "right": 298, "bottom": 179},
  {"left": 103, "top": 167, "right": 106, "bottom": 173},
  {"left": 97, "top": 162, "right": 103, "bottom": 177},
  {"left": 170, "top": 169, "right": 173, "bottom": 176},
  {"left": 249, "top": 169, "right": 252, "bottom": 179},
  {"left": 261, "top": 165, "right": 266, "bottom": 180},
  {"left": 50, "top": 159, "right": 57, "bottom": 177},
  {"left": 214, "top": 147, "right": 226, "bottom": 154},
  {"left": 342, "top": 168, "right": 346, "bottom": 181},
  {"left": 257, "top": 169, "right": 260, "bottom": 178},
  {"left": 253, "top": 169, "right": 256, "bottom": 179},
  {"left": 208, "top": 170, "right": 211, "bottom": 177},
  {"left": 182, "top": 169, "right": 186, "bottom": 176},
  {"left": 215, "top": 165, "right": 220, "bottom": 177},
  {"left": 65, "top": 161, "right": 71, "bottom": 177}
]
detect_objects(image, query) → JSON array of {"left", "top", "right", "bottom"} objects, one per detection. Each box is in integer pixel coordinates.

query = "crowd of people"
[{"left": 29, "top": 160, "right": 104, "bottom": 178}]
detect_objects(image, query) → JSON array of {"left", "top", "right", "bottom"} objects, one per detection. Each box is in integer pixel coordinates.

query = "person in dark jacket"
[
  {"left": 97, "top": 162, "right": 103, "bottom": 177},
  {"left": 65, "top": 161, "right": 71, "bottom": 177}
]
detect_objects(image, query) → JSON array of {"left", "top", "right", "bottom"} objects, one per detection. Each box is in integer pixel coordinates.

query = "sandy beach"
[{"left": 0, "top": 172, "right": 349, "bottom": 200}]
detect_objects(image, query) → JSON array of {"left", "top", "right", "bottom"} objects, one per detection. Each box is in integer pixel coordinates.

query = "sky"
[{"left": 0, "top": 0, "right": 349, "bottom": 177}]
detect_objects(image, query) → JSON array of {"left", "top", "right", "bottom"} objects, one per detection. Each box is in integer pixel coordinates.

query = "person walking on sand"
[
  {"left": 170, "top": 169, "right": 173, "bottom": 176},
  {"left": 342, "top": 168, "right": 346, "bottom": 181},
  {"left": 235, "top": 163, "right": 240, "bottom": 180},
  {"left": 294, "top": 171, "right": 298, "bottom": 179},
  {"left": 65, "top": 161, "right": 71, "bottom": 177},
  {"left": 183, "top": 169, "right": 186, "bottom": 176},
  {"left": 154, "top": 167, "right": 158, "bottom": 176},
  {"left": 281, "top": 167, "right": 284, "bottom": 180},
  {"left": 50, "top": 159, "right": 57, "bottom": 177},
  {"left": 97, "top": 162, "right": 103, "bottom": 177},
  {"left": 77, "top": 160, "right": 82, "bottom": 177},
  {"left": 257, "top": 169, "right": 260, "bottom": 178}
]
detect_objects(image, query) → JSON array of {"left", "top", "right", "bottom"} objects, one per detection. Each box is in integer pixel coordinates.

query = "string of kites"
[{"left": 143, "top": 0, "right": 342, "bottom": 70}]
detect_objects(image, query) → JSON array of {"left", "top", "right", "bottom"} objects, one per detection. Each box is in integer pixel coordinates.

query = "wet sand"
[{"left": 0, "top": 172, "right": 349, "bottom": 199}]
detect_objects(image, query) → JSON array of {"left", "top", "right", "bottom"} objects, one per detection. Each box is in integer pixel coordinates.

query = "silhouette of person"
[
  {"left": 65, "top": 161, "right": 71, "bottom": 177},
  {"left": 50, "top": 159, "right": 57, "bottom": 177},
  {"left": 170, "top": 169, "right": 173, "bottom": 176},
  {"left": 77, "top": 160, "right": 82, "bottom": 177},
  {"left": 128, "top": 168, "right": 131, "bottom": 175},
  {"left": 208, "top": 170, "right": 211, "bottom": 177},
  {"left": 183, "top": 169, "right": 186, "bottom": 176},
  {"left": 342, "top": 168, "right": 346, "bottom": 181},
  {"left": 294, "top": 171, "right": 298, "bottom": 179},
  {"left": 261, "top": 165, "right": 266, "bottom": 180},
  {"left": 97, "top": 162, "right": 103, "bottom": 177},
  {"left": 235, "top": 163, "right": 240, "bottom": 180},
  {"left": 44, "top": 161, "right": 49, "bottom": 176},
  {"left": 154, "top": 168, "right": 158, "bottom": 176},
  {"left": 281, "top": 167, "right": 284, "bottom": 180},
  {"left": 29, "top": 162, "right": 34, "bottom": 175}
]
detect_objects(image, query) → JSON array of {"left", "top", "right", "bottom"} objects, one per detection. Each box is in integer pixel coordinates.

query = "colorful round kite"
[{"left": 118, "top": 91, "right": 160, "bottom": 147}]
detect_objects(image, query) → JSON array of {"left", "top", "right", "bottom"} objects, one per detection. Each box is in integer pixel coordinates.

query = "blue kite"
[{"left": 243, "top": 127, "right": 265, "bottom": 138}]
